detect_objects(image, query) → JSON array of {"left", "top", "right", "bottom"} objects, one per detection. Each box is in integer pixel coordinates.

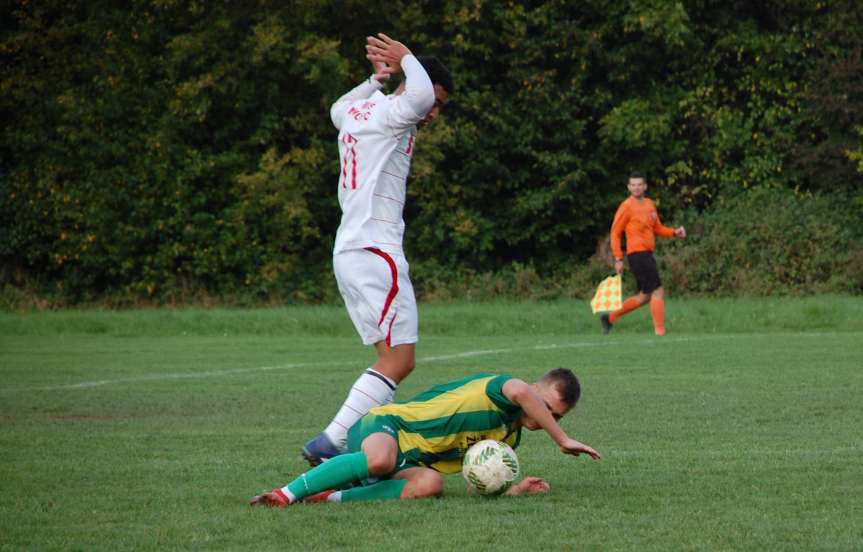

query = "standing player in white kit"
[{"left": 302, "top": 34, "right": 454, "bottom": 465}]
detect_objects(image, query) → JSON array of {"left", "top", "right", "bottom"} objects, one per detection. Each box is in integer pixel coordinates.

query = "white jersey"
[{"left": 331, "top": 55, "right": 435, "bottom": 255}]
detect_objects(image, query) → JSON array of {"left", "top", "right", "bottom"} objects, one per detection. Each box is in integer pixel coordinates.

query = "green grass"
[{"left": 1, "top": 298, "right": 862, "bottom": 551}]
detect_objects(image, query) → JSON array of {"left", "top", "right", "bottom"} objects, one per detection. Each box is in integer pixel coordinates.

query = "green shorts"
[{"left": 346, "top": 413, "right": 420, "bottom": 477}]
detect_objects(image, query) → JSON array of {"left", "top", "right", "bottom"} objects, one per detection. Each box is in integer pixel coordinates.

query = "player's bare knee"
[
  {"left": 404, "top": 472, "right": 443, "bottom": 499},
  {"left": 365, "top": 453, "right": 396, "bottom": 475},
  {"left": 422, "top": 473, "right": 444, "bottom": 497}
]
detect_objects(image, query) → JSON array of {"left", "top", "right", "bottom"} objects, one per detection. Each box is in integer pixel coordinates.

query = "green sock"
[
  {"left": 339, "top": 479, "right": 407, "bottom": 502},
  {"left": 286, "top": 452, "right": 369, "bottom": 500}
]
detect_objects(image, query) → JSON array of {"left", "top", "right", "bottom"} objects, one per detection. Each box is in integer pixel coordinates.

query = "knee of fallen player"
[
  {"left": 401, "top": 470, "right": 444, "bottom": 499},
  {"left": 364, "top": 450, "right": 398, "bottom": 476}
]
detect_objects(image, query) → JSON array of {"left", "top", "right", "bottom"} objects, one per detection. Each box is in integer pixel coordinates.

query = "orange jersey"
[{"left": 610, "top": 197, "right": 674, "bottom": 259}]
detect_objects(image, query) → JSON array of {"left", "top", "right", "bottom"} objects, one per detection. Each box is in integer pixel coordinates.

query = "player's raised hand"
[
  {"left": 506, "top": 476, "right": 551, "bottom": 495},
  {"left": 559, "top": 437, "right": 602, "bottom": 460},
  {"left": 370, "top": 57, "right": 391, "bottom": 83},
  {"left": 674, "top": 226, "right": 687, "bottom": 238},
  {"left": 366, "top": 33, "right": 411, "bottom": 76}
]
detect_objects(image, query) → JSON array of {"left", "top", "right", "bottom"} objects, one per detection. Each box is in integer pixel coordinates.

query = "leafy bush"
[{"left": 660, "top": 187, "right": 863, "bottom": 296}]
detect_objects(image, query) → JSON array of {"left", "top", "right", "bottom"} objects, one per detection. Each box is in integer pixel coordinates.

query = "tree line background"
[{"left": 2, "top": 0, "right": 862, "bottom": 308}]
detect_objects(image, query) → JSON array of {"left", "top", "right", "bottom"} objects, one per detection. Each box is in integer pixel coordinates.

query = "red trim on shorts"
[
  {"left": 385, "top": 307, "right": 398, "bottom": 346},
  {"left": 365, "top": 247, "right": 399, "bottom": 328}
]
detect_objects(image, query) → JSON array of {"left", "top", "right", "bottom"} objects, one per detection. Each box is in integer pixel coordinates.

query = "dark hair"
[
  {"left": 629, "top": 171, "right": 647, "bottom": 181},
  {"left": 540, "top": 368, "right": 581, "bottom": 407},
  {"left": 417, "top": 55, "right": 454, "bottom": 95}
]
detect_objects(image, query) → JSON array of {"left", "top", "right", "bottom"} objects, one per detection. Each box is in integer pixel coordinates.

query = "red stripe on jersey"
[
  {"left": 373, "top": 192, "right": 405, "bottom": 205},
  {"left": 341, "top": 134, "right": 349, "bottom": 187},
  {"left": 370, "top": 216, "right": 398, "bottom": 225},
  {"left": 341, "top": 133, "right": 358, "bottom": 189},
  {"left": 350, "top": 136, "right": 357, "bottom": 188},
  {"left": 365, "top": 247, "right": 399, "bottom": 327},
  {"left": 341, "top": 151, "right": 347, "bottom": 188}
]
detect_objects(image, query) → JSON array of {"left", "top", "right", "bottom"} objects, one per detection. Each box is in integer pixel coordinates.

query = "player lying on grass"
[{"left": 250, "top": 368, "right": 601, "bottom": 505}]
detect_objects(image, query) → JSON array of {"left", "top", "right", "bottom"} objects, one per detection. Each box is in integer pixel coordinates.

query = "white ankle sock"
[
  {"left": 323, "top": 368, "right": 397, "bottom": 450},
  {"left": 280, "top": 486, "right": 297, "bottom": 504}
]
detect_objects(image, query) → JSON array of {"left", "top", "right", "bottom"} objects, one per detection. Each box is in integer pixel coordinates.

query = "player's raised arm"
[
  {"left": 367, "top": 33, "right": 434, "bottom": 129},
  {"left": 330, "top": 79, "right": 384, "bottom": 130},
  {"left": 329, "top": 38, "right": 397, "bottom": 129},
  {"left": 365, "top": 33, "right": 410, "bottom": 75}
]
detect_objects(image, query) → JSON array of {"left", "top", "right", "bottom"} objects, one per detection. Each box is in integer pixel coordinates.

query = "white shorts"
[{"left": 333, "top": 248, "right": 418, "bottom": 347}]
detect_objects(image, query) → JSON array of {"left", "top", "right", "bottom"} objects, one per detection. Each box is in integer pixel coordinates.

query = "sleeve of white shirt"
[
  {"left": 330, "top": 76, "right": 384, "bottom": 129},
  {"left": 385, "top": 54, "right": 435, "bottom": 131}
]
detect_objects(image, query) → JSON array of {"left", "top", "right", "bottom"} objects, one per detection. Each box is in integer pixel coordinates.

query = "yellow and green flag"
[{"left": 590, "top": 274, "right": 622, "bottom": 314}]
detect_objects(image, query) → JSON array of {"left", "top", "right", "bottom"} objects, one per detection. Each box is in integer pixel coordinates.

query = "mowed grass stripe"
[{"left": 2, "top": 331, "right": 855, "bottom": 393}]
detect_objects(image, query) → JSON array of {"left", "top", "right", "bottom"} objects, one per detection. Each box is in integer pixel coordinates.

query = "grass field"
[{"left": 1, "top": 297, "right": 862, "bottom": 551}]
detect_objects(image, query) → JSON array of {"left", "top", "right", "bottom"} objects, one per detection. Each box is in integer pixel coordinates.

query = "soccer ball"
[{"left": 462, "top": 440, "right": 520, "bottom": 496}]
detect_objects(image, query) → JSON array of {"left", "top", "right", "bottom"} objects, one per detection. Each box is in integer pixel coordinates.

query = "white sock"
[
  {"left": 323, "top": 368, "right": 397, "bottom": 450},
  {"left": 279, "top": 486, "right": 297, "bottom": 504}
]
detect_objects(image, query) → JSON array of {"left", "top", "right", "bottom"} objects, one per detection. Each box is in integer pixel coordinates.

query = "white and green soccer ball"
[{"left": 462, "top": 439, "right": 520, "bottom": 496}]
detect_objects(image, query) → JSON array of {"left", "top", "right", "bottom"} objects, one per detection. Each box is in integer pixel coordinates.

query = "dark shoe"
[
  {"left": 302, "top": 432, "right": 342, "bottom": 467},
  {"left": 600, "top": 313, "right": 613, "bottom": 335}
]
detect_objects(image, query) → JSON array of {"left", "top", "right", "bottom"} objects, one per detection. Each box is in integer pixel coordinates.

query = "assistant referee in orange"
[{"left": 602, "top": 173, "right": 686, "bottom": 336}]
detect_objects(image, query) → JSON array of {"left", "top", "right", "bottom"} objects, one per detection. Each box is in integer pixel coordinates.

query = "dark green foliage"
[
  {"left": 660, "top": 187, "right": 863, "bottom": 295},
  {"left": 2, "top": 1, "right": 862, "bottom": 306}
]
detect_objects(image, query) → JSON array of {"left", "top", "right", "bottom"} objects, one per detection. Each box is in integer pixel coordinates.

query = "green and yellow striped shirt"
[{"left": 368, "top": 373, "right": 523, "bottom": 474}]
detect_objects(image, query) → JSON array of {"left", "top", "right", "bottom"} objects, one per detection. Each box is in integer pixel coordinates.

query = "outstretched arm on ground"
[
  {"left": 505, "top": 476, "right": 551, "bottom": 496},
  {"left": 503, "top": 379, "right": 601, "bottom": 460}
]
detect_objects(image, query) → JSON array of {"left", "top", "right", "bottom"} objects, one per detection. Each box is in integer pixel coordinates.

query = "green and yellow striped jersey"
[{"left": 368, "top": 373, "right": 523, "bottom": 474}]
